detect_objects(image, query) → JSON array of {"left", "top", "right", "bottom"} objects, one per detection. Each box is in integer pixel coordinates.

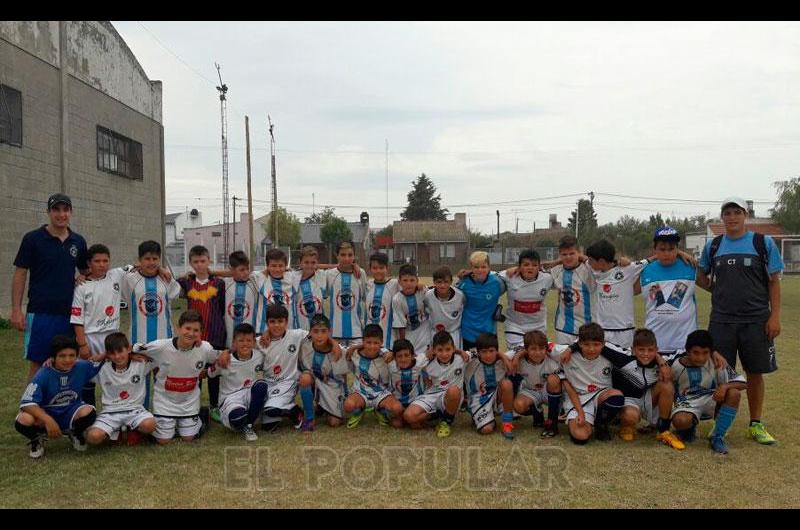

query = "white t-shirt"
[
  {"left": 255, "top": 271, "right": 297, "bottom": 332},
  {"left": 365, "top": 278, "right": 400, "bottom": 349},
  {"left": 592, "top": 260, "right": 648, "bottom": 332},
  {"left": 392, "top": 290, "right": 432, "bottom": 358},
  {"left": 420, "top": 355, "right": 466, "bottom": 395},
  {"left": 549, "top": 262, "right": 597, "bottom": 337},
  {"left": 207, "top": 351, "right": 266, "bottom": 404},
  {"left": 258, "top": 329, "right": 307, "bottom": 384},
  {"left": 121, "top": 272, "right": 182, "bottom": 344},
  {"left": 222, "top": 277, "right": 261, "bottom": 348},
  {"left": 292, "top": 270, "right": 328, "bottom": 331},
  {"left": 71, "top": 267, "right": 132, "bottom": 334},
  {"left": 93, "top": 360, "right": 153, "bottom": 412},
  {"left": 424, "top": 287, "right": 465, "bottom": 348},
  {"left": 325, "top": 268, "right": 367, "bottom": 340},
  {"left": 499, "top": 270, "right": 555, "bottom": 336}
]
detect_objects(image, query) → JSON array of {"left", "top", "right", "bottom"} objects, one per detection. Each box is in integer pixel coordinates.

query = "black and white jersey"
[
  {"left": 421, "top": 355, "right": 466, "bottom": 395},
  {"left": 93, "top": 360, "right": 153, "bottom": 412},
  {"left": 207, "top": 351, "right": 266, "bottom": 404},
  {"left": 558, "top": 348, "right": 614, "bottom": 396},
  {"left": 259, "top": 329, "right": 307, "bottom": 385}
]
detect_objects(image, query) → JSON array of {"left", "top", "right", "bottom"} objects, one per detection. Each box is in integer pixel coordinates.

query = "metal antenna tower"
[
  {"left": 215, "top": 63, "right": 230, "bottom": 262},
  {"left": 268, "top": 115, "right": 278, "bottom": 247}
]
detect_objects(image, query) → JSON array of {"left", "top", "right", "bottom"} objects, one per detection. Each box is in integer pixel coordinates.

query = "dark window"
[
  {"left": 96, "top": 126, "right": 143, "bottom": 179},
  {"left": 0, "top": 84, "right": 22, "bottom": 146}
]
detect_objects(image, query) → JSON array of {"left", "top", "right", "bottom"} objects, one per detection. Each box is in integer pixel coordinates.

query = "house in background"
[
  {"left": 182, "top": 212, "right": 269, "bottom": 270},
  {"left": 164, "top": 209, "right": 203, "bottom": 273},
  {"left": 392, "top": 213, "right": 469, "bottom": 270},
  {"left": 300, "top": 212, "right": 371, "bottom": 264}
]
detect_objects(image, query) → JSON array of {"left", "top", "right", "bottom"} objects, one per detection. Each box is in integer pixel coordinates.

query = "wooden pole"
[{"left": 246, "top": 116, "right": 255, "bottom": 261}]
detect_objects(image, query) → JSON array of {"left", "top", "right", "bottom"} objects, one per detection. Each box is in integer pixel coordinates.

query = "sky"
[{"left": 113, "top": 21, "right": 800, "bottom": 235}]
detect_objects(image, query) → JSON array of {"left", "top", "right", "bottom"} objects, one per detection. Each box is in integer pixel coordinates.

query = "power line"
[{"left": 137, "top": 22, "right": 218, "bottom": 87}]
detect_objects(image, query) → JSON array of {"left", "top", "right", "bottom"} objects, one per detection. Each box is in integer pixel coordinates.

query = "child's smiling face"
[{"left": 394, "top": 348, "right": 414, "bottom": 370}]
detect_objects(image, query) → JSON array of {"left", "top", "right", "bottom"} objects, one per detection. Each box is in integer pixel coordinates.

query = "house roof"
[
  {"left": 708, "top": 221, "right": 786, "bottom": 237},
  {"left": 375, "top": 235, "right": 393, "bottom": 247},
  {"left": 165, "top": 212, "right": 181, "bottom": 224},
  {"left": 300, "top": 222, "right": 370, "bottom": 244},
  {"left": 393, "top": 220, "right": 469, "bottom": 243}
]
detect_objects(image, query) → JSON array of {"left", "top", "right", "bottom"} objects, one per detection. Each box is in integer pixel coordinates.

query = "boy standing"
[
  {"left": 457, "top": 251, "right": 506, "bottom": 350},
  {"left": 222, "top": 251, "right": 262, "bottom": 347},
  {"left": 548, "top": 236, "right": 597, "bottom": 345},
  {"left": 424, "top": 266, "right": 465, "bottom": 349},
  {"left": 392, "top": 264, "right": 431, "bottom": 361},
  {"left": 365, "top": 252, "right": 400, "bottom": 350},
  {"left": 325, "top": 242, "right": 367, "bottom": 346},
  {"left": 498, "top": 250, "right": 555, "bottom": 349},
  {"left": 257, "top": 248, "right": 299, "bottom": 331},
  {"left": 293, "top": 246, "right": 329, "bottom": 331}
]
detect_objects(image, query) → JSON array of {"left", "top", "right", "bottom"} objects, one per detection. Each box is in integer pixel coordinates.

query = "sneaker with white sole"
[
  {"left": 29, "top": 436, "right": 45, "bottom": 459},
  {"left": 242, "top": 424, "right": 258, "bottom": 442},
  {"left": 69, "top": 432, "right": 87, "bottom": 452}
]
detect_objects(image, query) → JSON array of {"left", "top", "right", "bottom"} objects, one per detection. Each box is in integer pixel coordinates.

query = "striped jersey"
[
  {"left": 349, "top": 352, "right": 391, "bottom": 400},
  {"left": 392, "top": 290, "right": 431, "bottom": 358},
  {"left": 640, "top": 260, "right": 698, "bottom": 351},
  {"left": 70, "top": 266, "right": 132, "bottom": 334},
  {"left": 592, "top": 260, "right": 648, "bottom": 332},
  {"left": 258, "top": 328, "right": 307, "bottom": 385},
  {"left": 550, "top": 262, "right": 597, "bottom": 338},
  {"left": 365, "top": 278, "right": 400, "bottom": 349},
  {"left": 558, "top": 350, "right": 614, "bottom": 396},
  {"left": 299, "top": 340, "right": 350, "bottom": 390},
  {"left": 222, "top": 277, "right": 261, "bottom": 348},
  {"left": 292, "top": 270, "right": 328, "bottom": 331},
  {"left": 178, "top": 275, "right": 227, "bottom": 348},
  {"left": 388, "top": 357, "right": 429, "bottom": 406},
  {"left": 256, "top": 271, "right": 298, "bottom": 332},
  {"left": 424, "top": 287, "right": 465, "bottom": 349},
  {"left": 325, "top": 267, "right": 367, "bottom": 340},
  {"left": 498, "top": 270, "right": 555, "bottom": 336},
  {"left": 207, "top": 351, "right": 265, "bottom": 404},
  {"left": 669, "top": 355, "right": 746, "bottom": 398},
  {"left": 121, "top": 272, "right": 182, "bottom": 344},
  {"left": 465, "top": 357, "right": 507, "bottom": 405},
  {"left": 421, "top": 355, "right": 466, "bottom": 395},
  {"left": 93, "top": 360, "right": 153, "bottom": 412}
]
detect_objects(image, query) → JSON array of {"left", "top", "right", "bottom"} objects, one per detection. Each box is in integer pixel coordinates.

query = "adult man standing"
[
  {"left": 696, "top": 197, "right": 783, "bottom": 445},
  {"left": 11, "top": 194, "right": 88, "bottom": 382}
]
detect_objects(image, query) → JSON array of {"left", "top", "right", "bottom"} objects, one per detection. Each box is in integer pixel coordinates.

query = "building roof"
[
  {"left": 392, "top": 220, "right": 469, "bottom": 243},
  {"left": 301, "top": 222, "right": 370, "bottom": 244},
  {"left": 165, "top": 212, "right": 181, "bottom": 224},
  {"left": 375, "top": 235, "right": 393, "bottom": 248},
  {"left": 708, "top": 220, "right": 786, "bottom": 237}
]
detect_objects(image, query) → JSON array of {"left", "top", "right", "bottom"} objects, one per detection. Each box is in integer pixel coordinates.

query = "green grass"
[{"left": 1, "top": 278, "right": 799, "bottom": 508}]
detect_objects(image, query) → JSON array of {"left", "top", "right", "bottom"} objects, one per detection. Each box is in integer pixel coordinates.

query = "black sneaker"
[
  {"left": 594, "top": 423, "right": 612, "bottom": 441},
  {"left": 262, "top": 421, "right": 280, "bottom": 433},
  {"left": 541, "top": 419, "right": 558, "bottom": 438},
  {"left": 29, "top": 436, "right": 45, "bottom": 459},
  {"left": 531, "top": 408, "right": 545, "bottom": 428}
]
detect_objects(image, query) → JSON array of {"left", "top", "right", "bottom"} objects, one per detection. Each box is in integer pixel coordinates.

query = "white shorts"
[
  {"left": 86, "top": 331, "right": 114, "bottom": 355},
  {"left": 604, "top": 329, "right": 634, "bottom": 349},
  {"left": 624, "top": 388, "right": 657, "bottom": 426},
  {"left": 220, "top": 389, "right": 253, "bottom": 430},
  {"left": 469, "top": 391, "right": 503, "bottom": 430},
  {"left": 555, "top": 330, "right": 579, "bottom": 346},
  {"left": 353, "top": 389, "right": 393, "bottom": 410},
  {"left": 92, "top": 407, "right": 154, "bottom": 440},
  {"left": 410, "top": 391, "right": 449, "bottom": 415},
  {"left": 672, "top": 394, "right": 717, "bottom": 422},
  {"left": 517, "top": 386, "right": 548, "bottom": 410},
  {"left": 504, "top": 333, "right": 525, "bottom": 350},
  {"left": 565, "top": 389, "right": 606, "bottom": 426},
  {"left": 316, "top": 380, "right": 347, "bottom": 419},
  {"left": 154, "top": 415, "right": 202, "bottom": 440},
  {"left": 264, "top": 379, "right": 298, "bottom": 412}
]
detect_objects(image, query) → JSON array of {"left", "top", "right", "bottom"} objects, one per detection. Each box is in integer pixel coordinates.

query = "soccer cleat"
[
  {"left": 656, "top": 430, "right": 686, "bottom": 450},
  {"left": 126, "top": 430, "right": 142, "bottom": 446},
  {"left": 619, "top": 426, "right": 635, "bottom": 442},
  {"left": 29, "top": 436, "right": 45, "bottom": 459},
  {"left": 748, "top": 422, "right": 777, "bottom": 445},
  {"left": 540, "top": 419, "right": 558, "bottom": 438},
  {"left": 678, "top": 425, "right": 697, "bottom": 443},
  {"left": 594, "top": 423, "right": 611, "bottom": 441},
  {"left": 374, "top": 409, "right": 389, "bottom": 427},
  {"left": 69, "top": 432, "right": 88, "bottom": 452},
  {"left": 502, "top": 422, "right": 514, "bottom": 440},
  {"left": 710, "top": 435, "right": 729, "bottom": 455},
  {"left": 347, "top": 411, "right": 363, "bottom": 429},
  {"left": 436, "top": 421, "right": 451, "bottom": 438},
  {"left": 261, "top": 421, "right": 280, "bottom": 433},
  {"left": 210, "top": 407, "right": 222, "bottom": 423},
  {"left": 531, "top": 408, "right": 545, "bottom": 428},
  {"left": 242, "top": 424, "right": 258, "bottom": 442},
  {"left": 300, "top": 419, "right": 315, "bottom": 432}
]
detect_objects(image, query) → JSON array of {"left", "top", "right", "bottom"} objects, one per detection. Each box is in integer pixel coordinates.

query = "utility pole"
[
  {"left": 232, "top": 195, "right": 239, "bottom": 251},
  {"left": 312, "top": 192, "right": 315, "bottom": 216},
  {"left": 385, "top": 138, "right": 389, "bottom": 227},
  {"left": 245, "top": 116, "right": 255, "bottom": 261},
  {"left": 268, "top": 115, "right": 278, "bottom": 248},
  {"left": 215, "top": 63, "right": 230, "bottom": 263},
  {"left": 575, "top": 198, "right": 581, "bottom": 240}
]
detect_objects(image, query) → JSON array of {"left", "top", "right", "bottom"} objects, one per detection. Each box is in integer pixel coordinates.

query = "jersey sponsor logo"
[
  {"left": 60, "top": 376, "right": 69, "bottom": 386},
  {"left": 368, "top": 302, "right": 386, "bottom": 322},
  {"left": 138, "top": 292, "right": 164, "bottom": 317},
  {"left": 228, "top": 300, "right": 252, "bottom": 320},
  {"left": 71, "top": 307, "right": 82, "bottom": 316},
  {"left": 513, "top": 300, "right": 542, "bottom": 314},
  {"left": 273, "top": 365, "right": 282, "bottom": 375},
  {"left": 119, "top": 390, "right": 129, "bottom": 400},
  {"left": 50, "top": 390, "right": 79, "bottom": 407},
  {"left": 164, "top": 376, "right": 198, "bottom": 393},
  {"left": 105, "top": 305, "right": 115, "bottom": 317},
  {"left": 187, "top": 284, "right": 220, "bottom": 303},
  {"left": 743, "top": 257, "right": 752, "bottom": 267}
]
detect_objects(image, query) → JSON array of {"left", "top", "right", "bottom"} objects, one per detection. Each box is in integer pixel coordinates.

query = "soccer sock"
[
  {"left": 350, "top": 408, "right": 363, "bottom": 417},
  {"left": 300, "top": 386, "right": 315, "bottom": 422},
  {"left": 441, "top": 411, "right": 456, "bottom": 425},
  {"left": 72, "top": 410, "right": 97, "bottom": 441},
  {"left": 229, "top": 407, "right": 248, "bottom": 431},
  {"left": 510, "top": 374, "right": 523, "bottom": 395},
  {"left": 15, "top": 420, "right": 43, "bottom": 441},
  {"left": 502, "top": 411, "right": 513, "bottom": 424},
  {"left": 749, "top": 419, "right": 761, "bottom": 426},
  {"left": 597, "top": 395, "right": 624, "bottom": 426},
  {"left": 570, "top": 434, "right": 589, "bottom": 445},
  {"left": 712, "top": 405, "right": 737, "bottom": 438},
  {"left": 208, "top": 376, "right": 220, "bottom": 409},
  {"left": 81, "top": 383, "right": 96, "bottom": 406},
  {"left": 530, "top": 405, "right": 544, "bottom": 424},
  {"left": 248, "top": 380, "right": 268, "bottom": 424},
  {"left": 657, "top": 417, "right": 672, "bottom": 433},
  {"left": 547, "top": 392, "right": 562, "bottom": 423}
]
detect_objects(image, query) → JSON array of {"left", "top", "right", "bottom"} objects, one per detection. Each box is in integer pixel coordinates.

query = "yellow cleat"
[
  {"left": 436, "top": 421, "right": 452, "bottom": 438},
  {"left": 619, "top": 426, "right": 635, "bottom": 441},
  {"left": 657, "top": 430, "right": 686, "bottom": 450}
]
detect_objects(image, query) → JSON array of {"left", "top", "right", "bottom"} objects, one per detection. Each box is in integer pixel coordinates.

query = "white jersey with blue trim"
[
  {"left": 670, "top": 355, "right": 746, "bottom": 398},
  {"left": 424, "top": 287, "right": 465, "bottom": 349},
  {"left": 299, "top": 339, "right": 350, "bottom": 385},
  {"left": 388, "top": 357, "right": 429, "bottom": 406},
  {"left": 465, "top": 357, "right": 506, "bottom": 403},
  {"left": 292, "top": 270, "right": 328, "bottom": 331},
  {"left": 121, "top": 271, "right": 182, "bottom": 344},
  {"left": 93, "top": 360, "right": 153, "bottom": 412},
  {"left": 325, "top": 267, "right": 367, "bottom": 340},
  {"left": 223, "top": 277, "right": 261, "bottom": 348},
  {"left": 258, "top": 329, "right": 307, "bottom": 385},
  {"left": 550, "top": 262, "right": 597, "bottom": 340},
  {"left": 71, "top": 266, "right": 132, "bottom": 334},
  {"left": 255, "top": 271, "right": 298, "bottom": 332},
  {"left": 349, "top": 351, "right": 391, "bottom": 400},
  {"left": 640, "top": 260, "right": 698, "bottom": 352},
  {"left": 592, "top": 260, "right": 648, "bottom": 333},
  {"left": 392, "top": 290, "right": 431, "bottom": 358},
  {"left": 365, "top": 278, "right": 400, "bottom": 349},
  {"left": 207, "top": 351, "right": 265, "bottom": 404},
  {"left": 421, "top": 355, "right": 466, "bottom": 395},
  {"left": 499, "top": 270, "right": 555, "bottom": 336}
]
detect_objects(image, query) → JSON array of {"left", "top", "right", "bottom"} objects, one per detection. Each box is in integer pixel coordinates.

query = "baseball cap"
[
  {"left": 47, "top": 193, "right": 72, "bottom": 210},
  {"left": 653, "top": 226, "right": 680, "bottom": 242},
  {"left": 720, "top": 196, "right": 748, "bottom": 212}
]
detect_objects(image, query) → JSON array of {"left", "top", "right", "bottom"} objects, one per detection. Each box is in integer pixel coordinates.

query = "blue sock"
[
  {"left": 247, "top": 380, "right": 269, "bottom": 424},
  {"left": 300, "top": 386, "right": 315, "bottom": 422},
  {"left": 229, "top": 408, "right": 248, "bottom": 431},
  {"left": 712, "top": 405, "right": 737, "bottom": 438},
  {"left": 502, "top": 411, "right": 513, "bottom": 423},
  {"left": 351, "top": 408, "right": 363, "bottom": 417}
]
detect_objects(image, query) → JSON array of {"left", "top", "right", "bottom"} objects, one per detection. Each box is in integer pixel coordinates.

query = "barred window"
[
  {"left": 0, "top": 84, "right": 22, "bottom": 146},
  {"left": 97, "top": 126, "right": 143, "bottom": 179}
]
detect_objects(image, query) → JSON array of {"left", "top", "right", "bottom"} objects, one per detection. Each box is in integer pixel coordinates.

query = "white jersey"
[
  {"left": 71, "top": 267, "right": 132, "bottom": 334},
  {"left": 258, "top": 329, "right": 306, "bottom": 384},
  {"left": 424, "top": 287, "right": 465, "bottom": 348},
  {"left": 640, "top": 260, "right": 698, "bottom": 352},
  {"left": 388, "top": 357, "right": 429, "bottom": 406},
  {"left": 349, "top": 351, "right": 392, "bottom": 400},
  {"left": 293, "top": 270, "right": 328, "bottom": 331},
  {"left": 550, "top": 262, "right": 597, "bottom": 339},
  {"left": 255, "top": 271, "right": 297, "bottom": 332},
  {"left": 325, "top": 267, "right": 367, "bottom": 340},
  {"left": 516, "top": 348, "right": 564, "bottom": 394},
  {"left": 207, "top": 351, "right": 266, "bottom": 404},
  {"left": 223, "top": 277, "right": 261, "bottom": 348},
  {"left": 558, "top": 351, "right": 614, "bottom": 396},
  {"left": 93, "top": 360, "right": 153, "bottom": 412},
  {"left": 298, "top": 339, "right": 350, "bottom": 385},
  {"left": 365, "top": 278, "right": 400, "bottom": 349},
  {"left": 421, "top": 355, "right": 466, "bottom": 395},
  {"left": 499, "top": 270, "right": 554, "bottom": 336},
  {"left": 465, "top": 357, "right": 506, "bottom": 400},
  {"left": 670, "top": 355, "right": 746, "bottom": 398},
  {"left": 392, "top": 290, "right": 431, "bottom": 357},
  {"left": 134, "top": 339, "right": 220, "bottom": 417},
  {"left": 121, "top": 272, "right": 182, "bottom": 344},
  {"left": 592, "top": 260, "right": 648, "bottom": 333}
]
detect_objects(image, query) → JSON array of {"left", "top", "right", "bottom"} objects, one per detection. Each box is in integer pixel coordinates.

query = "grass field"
[{"left": 1, "top": 277, "right": 799, "bottom": 508}]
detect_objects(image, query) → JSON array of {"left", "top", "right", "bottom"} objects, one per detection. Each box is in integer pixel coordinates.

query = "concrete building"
[
  {"left": 300, "top": 212, "right": 371, "bottom": 264},
  {"left": 182, "top": 213, "right": 270, "bottom": 270},
  {"left": 0, "top": 21, "right": 165, "bottom": 316},
  {"left": 164, "top": 209, "right": 203, "bottom": 274}
]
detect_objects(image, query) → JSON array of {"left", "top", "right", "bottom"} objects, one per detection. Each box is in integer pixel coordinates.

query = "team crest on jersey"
[
  {"left": 299, "top": 296, "right": 323, "bottom": 317},
  {"left": 368, "top": 303, "right": 386, "bottom": 322},
  {"left": 269, "top": 290, "right": 292, "bottom": 307},
  {"left": 614, "top": 271, "right": 624, "bottom": 281},
  {"left": 228, "top": 301, "right": 251, "bottom": 320},
  {"left": 484, "top": 293, "right": 493, "bottom": 301},
  {"left": 336, "top": 290, "right": 354, "bottom": 311},
  {"left": 113, "top": 282, "right": 120, "bottom": 292},
  {"left": 256, "top": 364, "right": 264, "bottom": 372},
  {"left": 539, "top": 288, "right": 548, "bottom": 297},
  {"left": 288, "top": 344, "right": 297, "bottom": 353},
  {"left": 139, "top": 292, "right": 164, "bottom": 317},
  {"left": 455, "top": 368, "right": 463, "bottom": 376},
  {"left": 561, "top": 288, "right": 582, "bottom": 307},
  {"left": 451, "top": 310, "right": 460, "bottom": 318},
  {"left": 271, "top": 388, "right": 280, "bottom": 395},
  {"left": 131, "top": 374, "right": 141, "bottom": 384},
  {"left": 602, "top": 366, "right": 611, "bottom": 376},
  {"left": 195, "top": 361, "right": 204, "bottom": 370},
  {"left": 69, "top": 245, "right": 78, "bottom": 257}
]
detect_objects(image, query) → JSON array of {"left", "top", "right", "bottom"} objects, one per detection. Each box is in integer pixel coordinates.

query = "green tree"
[
  {"left": 305, "top": 206, "right": 338, "bottom": 224},
  {"left": 469, "top": 229, "right": 493, "bottom": 249},
  {"left": 772, "top": 177, "right": 800, "bottom": 233},
  {"left": 400, "top": 173, "right": 449, "bottom": 221},
  {"left": 320, "top": 217, "right": 353, "bottom": 254},
  {"left": 567, "top": 199, "right": 598, "bottom": 246},
  {"left": 262, "top": 207, "right": 301, "bottom": 248}
]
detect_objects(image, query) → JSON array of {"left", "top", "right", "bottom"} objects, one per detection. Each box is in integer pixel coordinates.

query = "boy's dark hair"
[
  {"left": 518, "top": 249, "right": 541, "bottom": 266},
  {"left": 300, "top": 246, "right": 319, "bottom": 259},
  {"left": 523, "top": 330, "right": 548, "bottom": 350},
  {"left": 431, "top": 330, "right": 455, "bottom": 349},
  {"left": 585, "top": 239, "right": 616, "bottom": 263},
  {"left": 233, "top": 323, "right": 256, "bottom": 338},
  {"left": 336, "top": 241, "right": 354, "bottom": 254},
  {"left": 266, "top": 248, "right": 288, "bottom": 265},
  {"left": 398, "top": 263, "right": 417, "bottom": 278},
  {"left": 179, "top": 309, "right": 204, "bottom": 329},
  {"left": 266, "top": 303, "right": 289, "bottom": 321},
  {"left": 309, "top": 314, "right": 331, "bottom": 329},
  {"left": 229, "top": 250, "right": 250, "bottom": 268},
  {"left": 391, "top": 338, "right": 415, "bottom": 355},
  {"left": 685, "top": 329, "right": 714, "bottom": 352},
  {"left": 363, "top": 323, "right": 384, "bottom": 340},
  {"left": 475, "top": 333, "right": 499, "bottom": 351},
  {"left": 87, "top": 243, "right": 110, "bottom": 261},
  {"left": 432, "top": 266, "right": 453, "bottom": 282},
  {"left": 189, "top": 245, "right": 210, "bottom": 259},
  {"left": 578, "top": 322, "right": 605, "bottom": 343},
  {"left": 104, "top": 332, "right": 130, "bottom": 353},
  {"left": 138, "top": 240, "right": 161, "bottom": 258},
  {"left": 50, "top": 335, "right": 79, "bottom": 358},
  {"left": 558, "top": 235, "right": 579, "bottom": 251},
  {"left": 369, "top": 252, "right": 389, "bottom": 268},
  {"left": 632, "top": 328, "right": 657, "bottom": 348}
]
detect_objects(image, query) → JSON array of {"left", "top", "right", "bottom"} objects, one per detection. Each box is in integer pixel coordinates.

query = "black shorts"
[{"left": 708, "top": 321, "right": 777, "bottom": 375}]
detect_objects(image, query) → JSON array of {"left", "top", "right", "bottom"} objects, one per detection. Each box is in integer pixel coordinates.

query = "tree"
[
  {"left": 567, "top": 199, "right": 598, "bottom": 246},
  {"left": 305, "top": 206, "right": 338, "bottom": 224},
  {"left": 320, "top": 217, "right": 353, "bottom": 253},
  {"left": 376, "top": 225, "right": 393, "bottom": 237},
  {"left": 772, "top": 177, "right": 800, "bottom": 233},
  {"left": 262, "top": 207, "right": 301, "bottom": 248},
  {"left": 469, "top": 229, "right": 493, "bottom": 249},
  {"left": 400, "top": 173, "right": 449, "bottom": 221}
]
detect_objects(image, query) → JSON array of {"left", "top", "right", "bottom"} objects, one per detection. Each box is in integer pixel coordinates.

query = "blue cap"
[{"left": 654, "top": 226, "right": 680, "bottom": 242}]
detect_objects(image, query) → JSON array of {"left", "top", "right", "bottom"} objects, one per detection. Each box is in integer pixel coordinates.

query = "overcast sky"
[{"left": 113, "top": 21, "right": 800, "bottom": 234}]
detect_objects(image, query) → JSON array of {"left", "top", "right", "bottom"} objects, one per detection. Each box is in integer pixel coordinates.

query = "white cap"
[{"left": 720, "top": 196, "right": 748, "bottom": 212}]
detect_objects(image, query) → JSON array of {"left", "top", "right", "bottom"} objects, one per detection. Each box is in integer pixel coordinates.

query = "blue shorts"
[
  {"left": 23, "top": 313, "right": 73, "bottom": 364},
  {"left": 44, "top": 401, "right": 92, "bottom": 431}
]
